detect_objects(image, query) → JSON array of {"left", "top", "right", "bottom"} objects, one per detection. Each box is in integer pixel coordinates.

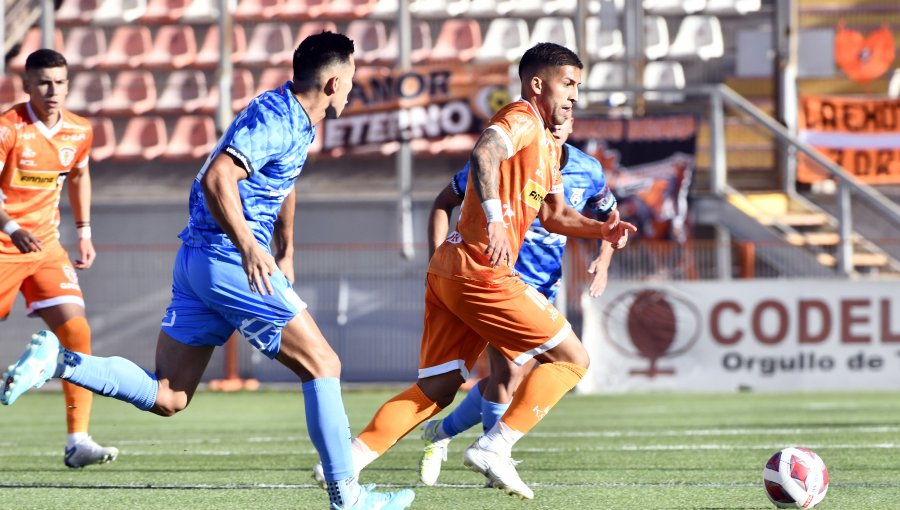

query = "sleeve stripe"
[
  {"left": 486, "top": 125, "right": 514, "bottom": 159},
  {"left": 76, "top": 156, "right": 89, "bottom": 168}
]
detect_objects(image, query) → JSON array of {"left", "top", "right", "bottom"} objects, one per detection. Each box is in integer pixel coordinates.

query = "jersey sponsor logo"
[
  {"left": 19, "top": 131, "right": 35, "bottom": 140},
  {"left": 12, "top": 169, "right": 62, "bottom": 189},
  {"left": 60, "top": 264, "right": 81, "bottom": 290},
  {"left": 21, "top": 146, "right": 36, "bottom": 158},
  {"left": 60, "top": 133, "right": 87, "bottom": 141},
  {"left": 446, "top": 231, "right": 462, "bottom": 244},
  {"left": 58, "top": 146, "right": 76, "bottom": 167},
  {"left": 19, "top": 159, "right": 37, "bottom": 167},
  {"left": 521, "top": 179, "right": 548, "bottom": 211}
]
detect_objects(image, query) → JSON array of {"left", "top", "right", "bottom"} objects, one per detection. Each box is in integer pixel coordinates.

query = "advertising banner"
[
  {"left": 580, "top": 279, "right": 900, "bottom": 393},
  {"left": 798, "top": 95, "right": 900, "bottom": 184}
]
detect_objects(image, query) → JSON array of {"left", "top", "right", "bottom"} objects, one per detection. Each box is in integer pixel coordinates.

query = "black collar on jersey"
[{"left": 559, "top": 143, "right": 569, "bottom": 170}]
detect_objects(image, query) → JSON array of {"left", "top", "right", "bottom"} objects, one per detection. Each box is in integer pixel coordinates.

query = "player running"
[
  {"left": 313, "top": 42, "right": 636, "bottom": 500},
  {"left": 0, "top": 33, "right": 413, "bottom": 510},
  {"left": 0, "top": 49, "right": 117, "bottom": 468},
  {"left": 418, "top": 116, "right": 622, "bottom": 486}
]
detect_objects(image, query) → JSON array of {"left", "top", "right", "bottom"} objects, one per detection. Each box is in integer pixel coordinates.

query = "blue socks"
[
  {"left": 441, "top": 383, "right": 483, "bottom": 437},
  {"left": 481, "top": 398, "right": 510, "bottom": 431},
  {"left": 59, "top": 349, "right": 158, "bottom": 411},
  {"left": 302, "top": 377, "right": 359, "bottom": 507}
]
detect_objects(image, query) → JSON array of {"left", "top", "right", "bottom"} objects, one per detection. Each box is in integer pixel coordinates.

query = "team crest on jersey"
[
  {"left": 521, "top": 179, "right": 548, "bottom": 211},
  {"left": 58, "top": 146, "right": 76, "bottom": 167},
  {"left": 568, "top": 188, "right": 585, "bottom": 207}
]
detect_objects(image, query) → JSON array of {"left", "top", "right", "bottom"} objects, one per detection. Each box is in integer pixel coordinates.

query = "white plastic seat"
[
  {"left": 889, "top": 69, "right": 900, "bottom": 99},
  {"left": 668, "top": 15, "right": 724, "bottom": 60},
  {"left": 66, "top": 71, "right": 111, "bottom": 114},
  {"left": 465, "top": 0, "right": 498, "bottom": 16},
  {"left": 409, "top": 0, "right": 448, "bottom": 17},
  {"left": 242, "top": 22, "right": 293, "bottom": 66},
  {"left": 368, "top": 0, "right": 398, "bottom": 18},
  {"left": 705, "top": 0, "right": 761, "bottom": 14},
  {"left": 182, "top": 0, "right": 223, "bottom": 22},
  {"left": 93, "top": 0, "right": 148, "bottom": 25},
  {"left": 586, "top": 16, "right": 624, "bottom": 61},
  {"left": 544, "top": 0, "right": 576, "bottom": 14},
  {"left": 476, "top": 18, "right": 529, "bottom": 62},
  {"left": 63, "top": 26, "right": 107, "bottom": 70},
  {"left": 643, "top": 61, "right": 686, "bottom": 103},
  {"left": 643, "top": 0, "right": 706, "bottom": 14},
  {"left": 379, "top": 21, "right": 432, "bottom": 64},
  {"left": 346, "top": 20, "right": 387, "bottom": 65},
  {"left": 497, "top": 0, "right": 543, "bottom": 16},
  {"left": 644, "top": 15, "right": 670, "bottom": 60},
  {"left": 585, "top": 62, "right": 627, "bottom": 106},
  {"left": 589, "top": 0, "right": 624, "bottom": 13},
  {"left": 156, "top": 70, "right": 208, "bottom": 113},
  {"left": 530, "top": 17, "right": 577, "bottom": 49}
]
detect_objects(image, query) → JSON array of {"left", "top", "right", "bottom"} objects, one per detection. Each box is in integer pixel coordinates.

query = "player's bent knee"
[{"left": 152, "top": 389, "right": 190, "bottom": 417}]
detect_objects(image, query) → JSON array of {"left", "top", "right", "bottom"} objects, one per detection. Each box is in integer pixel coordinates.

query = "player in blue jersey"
[
  {"left": 0, "top": 32, "right": 414, "bottom": 510},
  {"left": 418, "top": 117, "right": 622, "bottom": 486}
]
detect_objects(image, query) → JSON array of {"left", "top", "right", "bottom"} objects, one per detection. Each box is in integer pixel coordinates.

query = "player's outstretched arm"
[
  {"left": 201, "top": 152, "right": 277, "bottom": 295},
  {"left": 67, "top": 164, "right": 95, "bottom": 269},
  {"left": 272, "top": 185, "right": 296, "bottom": 284},
  {"left": 539, "top": 194, "right": 636, "bottom": 245},
  {"left": 428, "top": 184, "right": 462, "bottom": 259},
  {"left": 470, "top": 129, "right": 511, "bottom": 267}
]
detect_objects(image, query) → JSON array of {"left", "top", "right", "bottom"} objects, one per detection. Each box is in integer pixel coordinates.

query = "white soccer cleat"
[
  {"left": 418, "top": 419, "right": 451, "bottom": 486},
  {"left": 65, "top": 436, "right": 119, "bottom": 468},
  {"left": 1, "top": 331, "right": 61, "bottom": 406},
  {"left": 463, "top": 443, "right": 533, "bottom": 500}
]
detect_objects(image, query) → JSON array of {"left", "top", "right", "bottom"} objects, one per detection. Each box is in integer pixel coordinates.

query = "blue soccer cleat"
[
  {"left": 0, "top": 330, "right": 61, "bottom": 406},
  {"left": 330, "top": 484, "right": 415, "bottom": 510}
]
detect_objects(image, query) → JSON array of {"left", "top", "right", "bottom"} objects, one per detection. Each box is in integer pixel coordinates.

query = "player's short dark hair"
[
  {"left": 518, "top": 43, "right": 582, "bottom": 82},
  {"left": 292, "top": 31, "right": 354, "bottom": 91},
  {"left": 24, "top": 48, "right": 67, "bottom": 71}
]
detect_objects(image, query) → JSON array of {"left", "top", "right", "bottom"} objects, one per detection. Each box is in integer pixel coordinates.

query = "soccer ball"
[{"left": 763, "top": 447, "right": 829, "bottom": 509}]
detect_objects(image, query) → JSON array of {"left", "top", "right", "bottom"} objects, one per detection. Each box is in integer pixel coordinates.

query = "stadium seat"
[
  {"left": 164, "top": 115, "right": 217, "bottom": 160},
  {"left": 530, "top": 17, "right": 577, "bottom": 50},
  {"left": 475, "top": 18, "right": 529, "bottom": 62},
  {"left": 497, "top": 0, "right": 543, "bottom": 16},
  {"left": 644, "top": 15, "right": 670, "bottom": 60},
  {"left": 668, "top": 15, "right": 724, "bottom": 60},
  {"left": 369, "top": 0, "right": 398, "bottom": 18},
  {"left": 346, "top": 20, "right": 387, "bottom": 65},
  {"left": 586, "top": 16, "right": 624, "bottom": 61},
  {"left": 182, "top": 0, "right": 222, "bottom": 22},
  {"left": 243, "top": 22, "right": 294, "bottom": 66},
  {"left": 156, "top": 70, "right": 208, "bottom": 113},
  {"left": 464, "top": 0, "right": 499, "bottom": 16},
  {"left": 889, "top": 69, "right": 900, "bottom": 99},
  {"left": 101, "top": 25, "right": 153, "bottom": 69},
  {"left": 88, "top": 117, "right": 116, "bottom": 162},
  {"left": 643, "top": 0, "right": 706, "bottom": 14},
  {"left": 328, "top": 0, "right": 377, "bottom": 17},
  {"left": 66, "top": 71, "right": 111, "bottom": 114},
  {"left": 0, "top": 75, "right": 27, "bottom": 110},
  {"left": 8, "top": 28, "right": 64, "bottom": 73},
  {"left": 93, "top": 0, "right": 148, "bottom": 25},
  {"left": 144, "top": 25, "right": 198, "bottom": 69},
  {"left": 643, "top": 61, "right": 685, "bottom": 103},
  {"left": 63, "top": 26, "right": 107, "bottom": 71},
  {"left": 113, "top": 116, "right": 168, "bottom": 161},
  {"left": 409, "top": 0, "right": 449, "bottom": 18},
  {"left": 234, "top": 0, "right": 284, "bottom": 21},
  {"left": 378, "top": 20, "right": 431, "bottom": 63},
  {"left": 195, "top": 24, "right": 247, "bottom": 69},
  {"left": 102, "top": 70, "right": 157, "bottom": 115},
  {"left": 255, "top": 68, "right": 293, "bottom": 96},
  {"left": 293, "top": 21, "right": 339, "bottom": 50},
  {"left": 544, "top": 0, "right": 577, "bottom": 14},
  {"left": 588, "top": 0, "right": 624, "bottom": 14},
  {"left": 429, "top": 19, "right": 482, "bottom": 63},
  {"left": 203, "top": 68, "right": 256, "bottom": 113},
  {"left": 585, "top": 62, "right": 627, "bottom": 106},
  {"left": 704, "top": 0, "right": 760, "bottom": 14},
  {"left": 55, "top": 0, "right": 99, "bottom": 25},
  {"left": 142, "top": 0, "right": 191, "bottom": 22}
]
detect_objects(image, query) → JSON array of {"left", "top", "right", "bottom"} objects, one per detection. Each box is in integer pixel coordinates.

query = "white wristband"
[
  {"left": 2, "top": 220, "right": 20, "bottom": 236},
  {"left": 481, "top": 199, "right": 503, "bottom": 223},
  {"left": 77, "top": 226, "right": 92, "bottom": 239}
]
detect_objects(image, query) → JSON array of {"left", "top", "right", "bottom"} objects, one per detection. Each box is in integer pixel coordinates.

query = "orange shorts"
[
  {"left": 419, "top": 272, "right": 571, "bottom": 379},
  {"left": 0, "top": 240, "right": 84, "bottom": 319}
]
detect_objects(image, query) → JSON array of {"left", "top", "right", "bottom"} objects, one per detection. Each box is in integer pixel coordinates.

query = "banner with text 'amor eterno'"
[{"left": 579, "top": 279, "right": 900, "bottom": 393}]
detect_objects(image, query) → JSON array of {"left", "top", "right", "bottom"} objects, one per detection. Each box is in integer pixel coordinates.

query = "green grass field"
[{"left": 2, "top": 388, "right": 900, "bottom": 509}]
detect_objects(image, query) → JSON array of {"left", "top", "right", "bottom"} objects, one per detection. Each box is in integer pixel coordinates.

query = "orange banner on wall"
[{"left": 798, "top": 95, "right": 900, "bottom": 184}]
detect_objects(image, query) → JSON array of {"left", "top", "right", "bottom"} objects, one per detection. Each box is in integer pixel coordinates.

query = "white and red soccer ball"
[{"left": 763, "top": 447, "right": 829, "bottom": 509}]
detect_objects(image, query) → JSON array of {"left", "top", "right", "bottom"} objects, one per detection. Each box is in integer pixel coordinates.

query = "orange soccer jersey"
[
  {"left": 0, "top": 103, "right": 93, "bottom": 256},
  {"left": 428, "top": 99, "right": 562, "bottom": 284}
]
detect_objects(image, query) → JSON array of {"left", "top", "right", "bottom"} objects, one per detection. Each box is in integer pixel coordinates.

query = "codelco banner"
[
  {"left": 579, "top": 279, "right": 900, "bottom": 393},
  {"left": 320, "top": 62, "right": 510, "bottom": 152},
  {"left": 798, "top": 95, "right": 900, "bottom": 184},
  {"left": 569, "top": 115, "right": 697, "bottom": 242}
]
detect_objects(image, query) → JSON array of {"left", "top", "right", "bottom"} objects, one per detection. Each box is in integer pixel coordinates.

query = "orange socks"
[
  {"left": 500, "top": 361, "right": 586, "bottom": 435},
  {"left": 54, "top": 317, "right": 93, "bottom": 434},
  {"left": 357, "top": 384, "right": 441, "bottom": 456}
]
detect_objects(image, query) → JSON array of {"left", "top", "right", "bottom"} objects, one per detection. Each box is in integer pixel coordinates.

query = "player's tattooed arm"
[{"left": 469, "top": 128, "right": 507, "bottom": 203}]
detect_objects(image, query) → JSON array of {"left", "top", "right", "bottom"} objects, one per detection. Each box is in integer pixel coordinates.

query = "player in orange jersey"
[
  {"left": 312, "top": 42, "right": 636, "bottom": 500},
  {"left": 0, "top": 49, "right": 117, "bottom": 468}
]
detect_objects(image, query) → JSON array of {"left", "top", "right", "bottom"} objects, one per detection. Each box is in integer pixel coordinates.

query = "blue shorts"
[{"left": 161, "top": 243, "right": 306, "bottom": 359}]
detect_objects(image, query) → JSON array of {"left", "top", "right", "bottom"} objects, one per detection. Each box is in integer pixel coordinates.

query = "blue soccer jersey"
[
  {"left": 163, "top": 81, "right": 314, "bottom": 358},
  {"left": 451, "top": 143, "right": 616, "bottom": 302},
  {"left": 180, "top": 82, "right": 315, "bottom": 249}
]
